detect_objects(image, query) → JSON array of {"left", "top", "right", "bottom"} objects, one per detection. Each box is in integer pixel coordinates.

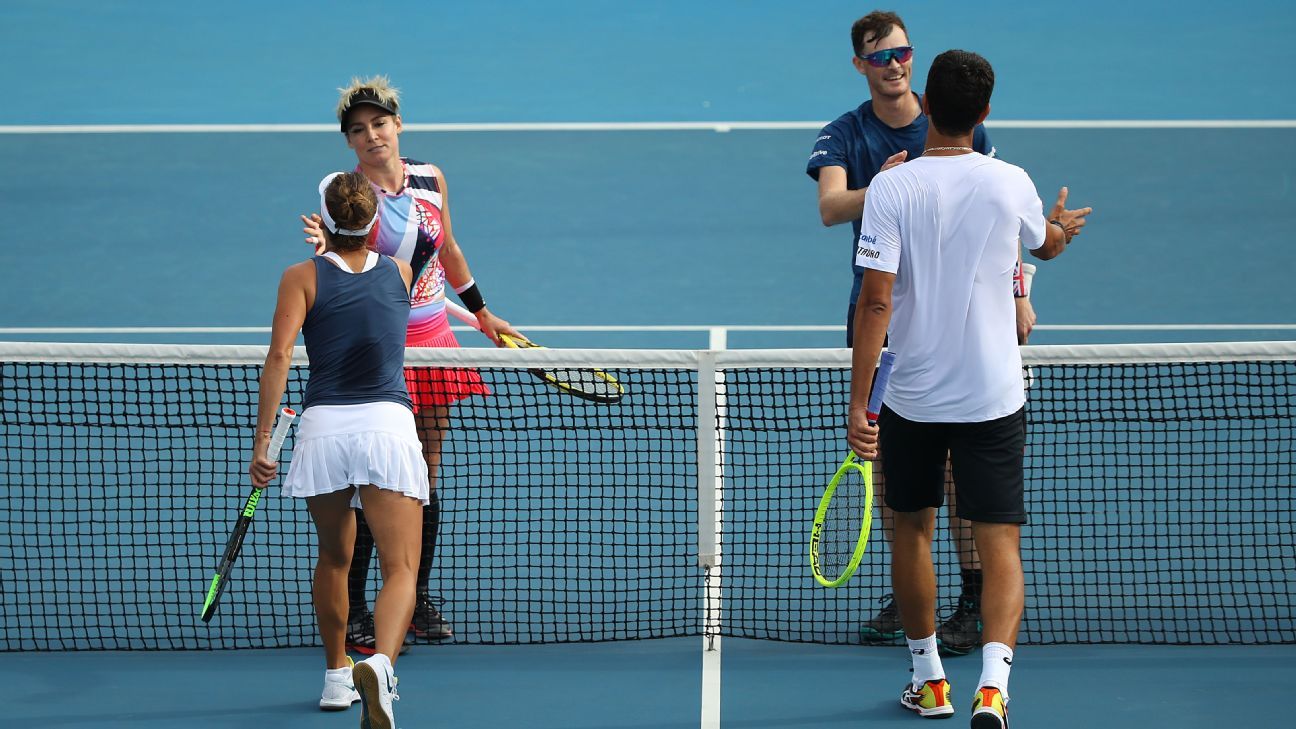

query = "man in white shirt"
[{"left": 846, "top": 49, "right": 1090, "bottom": 728}]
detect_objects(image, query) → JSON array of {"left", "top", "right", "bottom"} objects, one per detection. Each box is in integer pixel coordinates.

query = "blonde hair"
[{"left": 335, "top": 75, "right": 401, "bottom": 126}]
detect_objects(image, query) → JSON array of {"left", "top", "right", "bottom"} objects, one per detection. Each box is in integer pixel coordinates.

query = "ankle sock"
[
  {"left": 978, "top": 641, "right": 1013, "bottom": 698},
  {"left": 907, "top": 634, "right": 944, "bottom": 684}
]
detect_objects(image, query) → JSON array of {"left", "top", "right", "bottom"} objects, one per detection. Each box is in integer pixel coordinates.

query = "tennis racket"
[
  {"left": 1020, "top": 261, "right": 1036, "bottom": 387},
  {"left": 444, "top": 299, "right": 625, "bottom": 404},
  {"left": 809, "top": 350, "right": 895, "bottom": 587},
  {"left": 200, "top": 406, "right": 295, "bottom": 622}
]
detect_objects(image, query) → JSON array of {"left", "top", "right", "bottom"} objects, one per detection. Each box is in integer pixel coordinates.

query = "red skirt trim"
[{"left": 404, "top": 328, "right": 491, "bottom": 410}]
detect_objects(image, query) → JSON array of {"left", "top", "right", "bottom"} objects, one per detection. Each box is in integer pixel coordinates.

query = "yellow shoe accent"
[
  {"left": 970, "top": 686, "right": 1008, "bottom": 728},
  {"left": 900, "top": 678, "right": 955, "bottom": 718},
  {"left": 318, "top": 655, "right": 359, "bottom": 711}
]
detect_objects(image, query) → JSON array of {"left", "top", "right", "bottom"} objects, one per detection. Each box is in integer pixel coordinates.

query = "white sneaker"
[
  {"left": 353, "top": 654, "right": 399, "bottom": 729},
  {"left": 319, "top": 656, "right": 360, "bottom": 711}
]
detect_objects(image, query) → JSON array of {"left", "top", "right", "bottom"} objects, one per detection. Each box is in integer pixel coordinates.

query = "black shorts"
[{"left": 877, "top": 405, "right": 1027, "bottom": 524}]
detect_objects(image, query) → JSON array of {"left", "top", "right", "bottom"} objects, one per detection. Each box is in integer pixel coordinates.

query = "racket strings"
[
  {"left": 817, "top": 467, "right": 870, "bottom": 578},
  {"left": 536, "top": 366, "right": 623, "bottom": 402}
]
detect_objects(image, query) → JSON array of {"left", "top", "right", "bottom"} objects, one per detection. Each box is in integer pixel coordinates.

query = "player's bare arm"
[
  {"left": 847, "top": 269, "right": 895, "bottom": 459},
  {"left": 1033, "top": 187, "right": 1092, "bottom": 260},
  {"left": 817, "top": 151, "right": 907, "bottom": 227}
]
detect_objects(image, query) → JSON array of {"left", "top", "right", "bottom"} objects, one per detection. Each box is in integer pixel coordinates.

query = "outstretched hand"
[
  {"left": 879, "top": 150, "right": 908, "bottom": 174},
  {"left": 1049, "top": 187, "right": 1092, "bottom": 241},
  {"left": 300, "top": 213, "right": 326, "bottom": 254}
]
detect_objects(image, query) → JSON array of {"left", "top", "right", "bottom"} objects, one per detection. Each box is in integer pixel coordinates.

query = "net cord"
[{"left": 2, "top": 340, "right": 1295, "bottom": 369}]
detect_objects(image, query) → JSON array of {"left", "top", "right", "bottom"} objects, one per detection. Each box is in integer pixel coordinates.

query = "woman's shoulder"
[
  {"left": 279, "top": 258, "right": 317, "bottom": 286},
  {"left": 286, "top": 258, "right": 318, "bottom": 275},
  {"left": 402, "top": 158, "right": 443, "bottom": 188}
]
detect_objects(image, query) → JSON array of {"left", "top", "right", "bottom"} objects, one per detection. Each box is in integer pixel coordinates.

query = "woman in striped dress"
[{"left": 301, "top": 75, "right": 520, "bottom": 653}]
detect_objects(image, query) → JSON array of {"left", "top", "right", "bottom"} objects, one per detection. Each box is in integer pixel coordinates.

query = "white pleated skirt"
[{"left": 281, "top": 401, "right": 430, "bottom": 507}]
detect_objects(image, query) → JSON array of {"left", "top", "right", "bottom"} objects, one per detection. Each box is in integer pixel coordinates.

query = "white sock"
[
  {"left": 979, "top": 642, "right": 1013, "bottom": 698},
  {"left": 325, "top": 666, "right": 350, "bottom": 680},
  {"left": 907, "top": 634, "right": 944, "bottom": 685}
]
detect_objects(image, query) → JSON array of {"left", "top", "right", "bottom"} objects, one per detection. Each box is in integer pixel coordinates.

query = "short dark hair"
[
  {"left": 924, "top": 50, "right": 995, "bottom": 136},
  {"left": 851, "top": 11, "right": 907, "bottom": 56}
]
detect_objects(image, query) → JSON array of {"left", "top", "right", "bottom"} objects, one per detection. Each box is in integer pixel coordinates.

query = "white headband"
[{"left": 318, "top": 172, "right": 378, "bottom": 237}]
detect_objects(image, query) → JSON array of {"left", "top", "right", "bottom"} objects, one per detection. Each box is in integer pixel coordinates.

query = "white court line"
[
  {"left": 0, "top": 120, "right": 1294, "bottom": 134},
  {"left": 2, "top": 324, "right": 1294, "bottom": 335}
]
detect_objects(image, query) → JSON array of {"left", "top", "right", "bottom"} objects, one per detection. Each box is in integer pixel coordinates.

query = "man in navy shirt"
[
  {"left": 808, "top": 11, "right": 1008, "bottom": 345},
  {"left": 806, "top": 10, "right": 1009, "bottom": 657}
]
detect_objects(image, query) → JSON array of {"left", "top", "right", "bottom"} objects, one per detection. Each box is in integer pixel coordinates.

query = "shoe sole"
[
  {"left": 408, "top": 624, "right": 454, "bottom": 641},
  {"left": 970, "top": 709, "right": 1006, "bottom": 728},
  {"left": 353, "top": 662, "right": 394, "bottom": 729},
  {"left": 318, "top": 695, "right": 358, "bottom": 712},
  {"left": 900, "top": 701, "right": 955, "bottom": 719},
  {"left": 859, "top": 628, "right": 904, "bottom": 642}
]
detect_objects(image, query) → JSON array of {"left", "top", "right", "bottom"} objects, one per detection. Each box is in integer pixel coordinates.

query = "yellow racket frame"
[
  {"left": 809, "top": 451, "right": 875, "bottom": 588},
  {"left": 500, "top": 334, "right": 625, "bottom": 403}
]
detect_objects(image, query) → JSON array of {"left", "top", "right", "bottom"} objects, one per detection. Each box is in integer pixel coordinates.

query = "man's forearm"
[
  {"left": 850, "top": 298, "right": 891, "bottom": 411},
  {"left": 820, "top": 187, "right": 870, "bottom": 227},
  {"left": 1030, "top": 219, "right": 1068, "bottom": 260}
]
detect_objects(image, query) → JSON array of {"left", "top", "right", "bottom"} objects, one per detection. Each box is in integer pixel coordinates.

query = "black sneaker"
[
  {"left": 936, "top": 597, "right": 981, "bottom": 656},
  {"left": 859, "top": 594, "right": 904, "bottom": 642},
  {"left": 409, "top": 594, "right": 453, "bottom": 641},
  {"left": 345, "top": 610, "right": 411, "bottom": 656}
]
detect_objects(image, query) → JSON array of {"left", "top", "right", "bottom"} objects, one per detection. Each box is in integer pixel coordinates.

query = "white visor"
[{"left": 318, "top": 172, "right": 378, "bottom": 237}]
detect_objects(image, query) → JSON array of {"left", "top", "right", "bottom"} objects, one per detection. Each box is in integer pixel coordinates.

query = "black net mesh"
[{"left": 1, "top": 346, "right": 1292, "bottom": 650}]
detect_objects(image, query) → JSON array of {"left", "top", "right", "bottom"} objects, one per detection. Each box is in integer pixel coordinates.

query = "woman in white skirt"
[{"left": 250, "top": 170, "right": 423, "bottom": 728}]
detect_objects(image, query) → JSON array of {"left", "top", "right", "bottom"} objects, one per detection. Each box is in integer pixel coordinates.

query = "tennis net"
[{"left": 1, "top": 341, "right": 1292, "bottom": 650}]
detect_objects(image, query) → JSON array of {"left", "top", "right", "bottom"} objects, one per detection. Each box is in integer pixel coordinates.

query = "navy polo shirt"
[{"left": 806, "top": 93, "right": 994, "bottom": 281}]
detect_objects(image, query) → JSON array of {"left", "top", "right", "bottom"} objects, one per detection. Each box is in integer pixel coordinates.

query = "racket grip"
[
  {"left": 445, "top": 299, "right": 484, "bottom": 331},
  {"left": 865, "top": 350, "right": 896, "bottom": 423},
  {"left": 266, "top": 407, "right": 296, "bottom": 463},
  {"left": 448, "top": 296, "right": 532, "bottom": 346}
]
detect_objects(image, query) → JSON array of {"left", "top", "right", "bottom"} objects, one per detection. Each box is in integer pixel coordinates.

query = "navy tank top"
[{"left": 302, "top": 255, "right": 413, "bottom": 410}]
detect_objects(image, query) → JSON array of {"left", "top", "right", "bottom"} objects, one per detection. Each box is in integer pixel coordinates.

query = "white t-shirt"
[{"left": 856, "top": 153, "right": 1046, "bottom": 422}]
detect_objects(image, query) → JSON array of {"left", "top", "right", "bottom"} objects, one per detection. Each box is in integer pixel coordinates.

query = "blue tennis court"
[
  {"left": 2, "top": 1, "right": 1294, "bottom": 728},
  {"left": 3, "top": 125, "right": 1296, "bottom": 347},
  {"left": 9, "top": 642, "right": 1293, "bottom": 728}
]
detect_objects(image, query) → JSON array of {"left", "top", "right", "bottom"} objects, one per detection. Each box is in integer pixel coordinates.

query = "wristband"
[
  {"left": 1049, "top": 219, "right": 1073, "bottom": 245},
  {"left": 1020, "top": 263, "right": 1036, "bottom": 298},
  {"left": 457, "top": 282, "right": 486, "bottom": 313},
  {"left": 1012, "top": 260, "right": 1027, "bottom": 298}
]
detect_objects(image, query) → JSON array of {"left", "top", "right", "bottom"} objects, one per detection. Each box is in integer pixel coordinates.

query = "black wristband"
[
  {"left": 1049, "top": 219, "right": 1072, "bottom": 245},
  {"left": 458, "top": 282, "right": 486, "bottom": 313}
]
